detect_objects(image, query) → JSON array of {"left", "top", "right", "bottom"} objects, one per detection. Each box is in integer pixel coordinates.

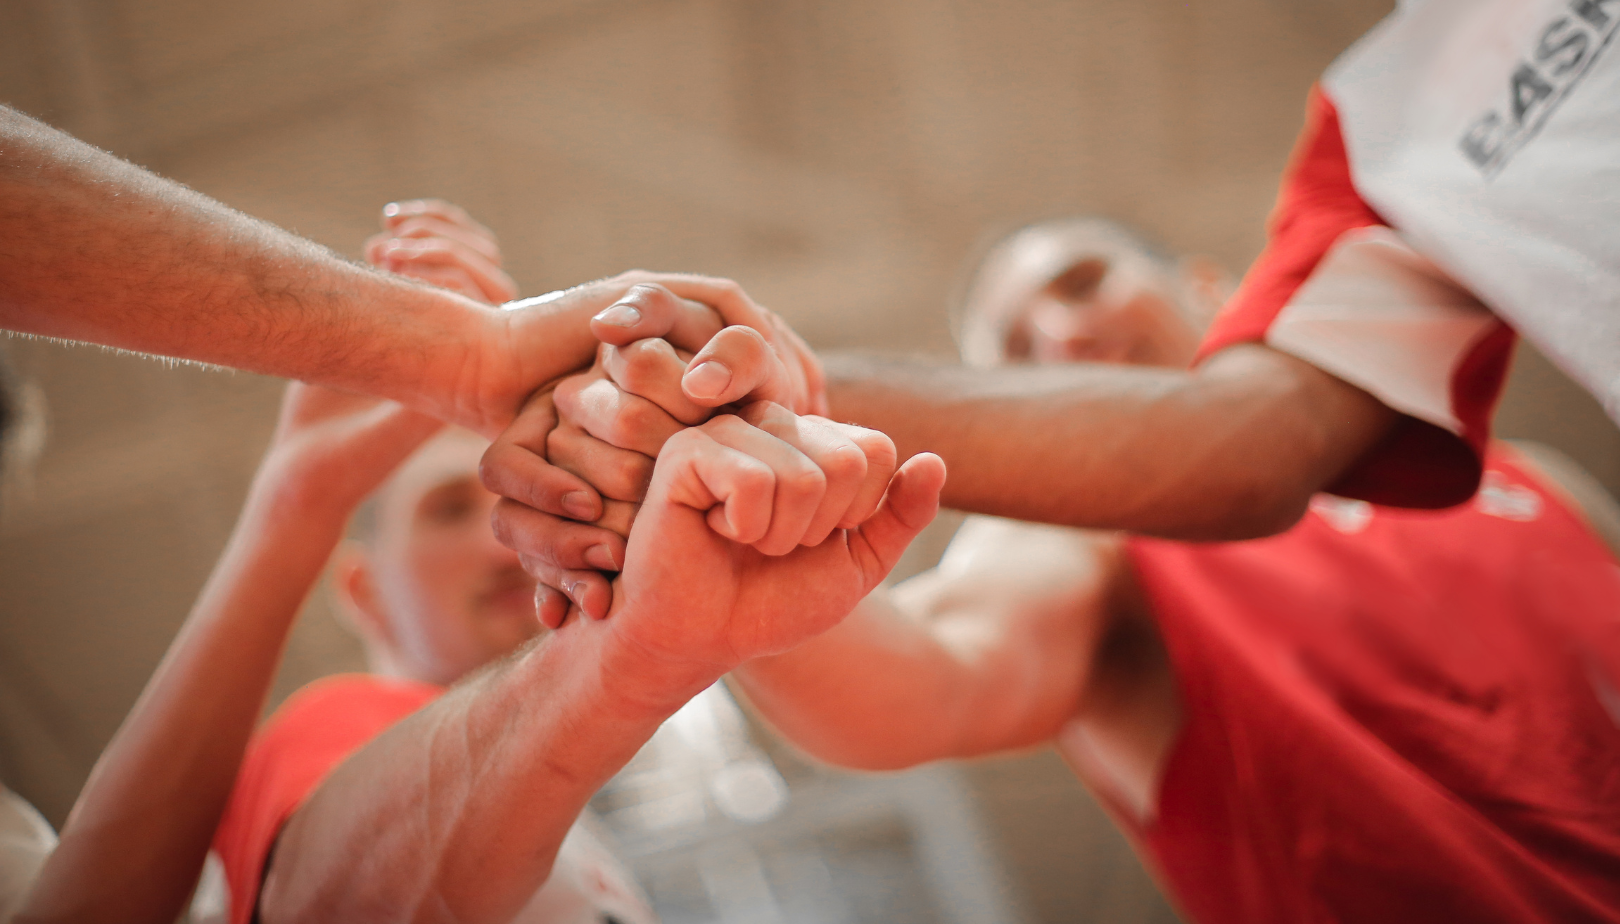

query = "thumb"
[
  {"left": 681, "top": 326, "right": 789, "bottom": 408},
  {"left": 848, "top": 452, "right": 946, "bottom": 585}
]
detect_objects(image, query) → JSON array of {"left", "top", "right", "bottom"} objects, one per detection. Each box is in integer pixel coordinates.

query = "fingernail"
[
  {"left": 561, "top": 491, "right": 596, "bottom": 520},
  {"left": 570, "top": 580, "right": 591, "bottom": 608},
  {"left": 593, "top": 303, "right": 642, "bottom": 327},
  {"left": 585, "top": 544, "right": 618, "bottom": 571},
  {"left": 684, "top": 361, "right": 732, "bottom": 399},
  {"left": 382, "top": 202, "right": 402, "bottom": 218}
]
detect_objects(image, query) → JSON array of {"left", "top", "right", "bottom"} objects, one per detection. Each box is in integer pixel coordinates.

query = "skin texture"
[
  {"left": 16, "top": 382, "right": 443, "bottom": 924},
  {"left": 519, "top": 223, "right": 1397, "bottom": 821},
  {"left": 260, "top": 415, "right": 941, "bottom": 924},
  {"left": 10, "top": 205, "right": 490, "bottom": 924},
  {"left": 0, "top": 106, "right": 827, "bottom": 529}
]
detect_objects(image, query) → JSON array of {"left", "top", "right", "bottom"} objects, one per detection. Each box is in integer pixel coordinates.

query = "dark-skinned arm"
[{"left": 822, "top": 343, "right": 1397, "bottom": 540}]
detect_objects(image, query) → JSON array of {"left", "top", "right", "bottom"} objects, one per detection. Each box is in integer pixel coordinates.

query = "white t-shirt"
[{"left": 1325, "top": 0, "right": 1620, "bottom": 420}]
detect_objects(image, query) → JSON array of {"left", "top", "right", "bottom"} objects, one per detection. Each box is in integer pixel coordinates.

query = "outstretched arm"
[
  {"left": 732, "top": 517, "right": 1127, "bottom": 770},
  {"left": 821, "top": 345, "right": 1396, "bottom": 540},
  {"left": 260, "top": 408, "right": 940, "bottom": 924},
  {"left": 483, "top": 325, "right": 1133, "bottom": 772},
  {"left": 0, "top": 107, "right": 819, "bottom": 445}
]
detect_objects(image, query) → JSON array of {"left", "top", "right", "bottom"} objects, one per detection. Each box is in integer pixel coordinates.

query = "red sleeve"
[
  {"left": 212, "top": 675, "right": 440, "bottom": 924},
  {"left": 1199, "top": 87, "right": 1388, "bottom": 356},
  {"left": 1198, "top": 87, "right": 1514, "bottom": 509}
]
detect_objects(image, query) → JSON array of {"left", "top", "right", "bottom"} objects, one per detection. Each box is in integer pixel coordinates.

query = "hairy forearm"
[
  {"left": 0, "top": 106, "right": 495, "bottom": 424},
  {"left": 19, "top": 471, "right": 350, "bottom": 924},
  {"left": 262, "top": 617, "right": 712, "bottom": 924},
  {"left": 824, "top": 344, "right": 1395, "bottom": 540}
]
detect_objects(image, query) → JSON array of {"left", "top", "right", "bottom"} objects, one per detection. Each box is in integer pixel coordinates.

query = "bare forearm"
[
  {"left": 824, "top": 344, "right": 1395, "bottom": 540},
  {"left": 20, "top": 479, "right": 348, "bottom": 924},
  {"left": 0, "top": 106, "right": 492, "bottom": 423},
  {"left": 263, "top": 618, "right": 712, "bottom": 924},
  {"left": 734, "top": 596, "right": 980, "bottom": 770}
]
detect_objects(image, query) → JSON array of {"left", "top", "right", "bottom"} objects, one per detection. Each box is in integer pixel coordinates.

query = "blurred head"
[
  {"left": 954, "top": 218, "right": 1230, "bottom": 369},
  {"left": 334, "top": 429, "right": 540, "bottom": 686}
]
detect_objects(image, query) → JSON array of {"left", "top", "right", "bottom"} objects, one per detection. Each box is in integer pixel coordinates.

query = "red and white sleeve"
[{"left": 1200, "top": 87, "right": 1515, "bottom": 508}]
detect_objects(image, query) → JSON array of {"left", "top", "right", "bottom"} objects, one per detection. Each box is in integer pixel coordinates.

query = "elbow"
[{"left": 1207, "top": 478, "right": 1313, "bottom": 540}]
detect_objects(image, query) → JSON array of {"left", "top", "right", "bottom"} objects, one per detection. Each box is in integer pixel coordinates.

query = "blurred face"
[
  {"left": 362, "top": 431, "right": 539, "bottom": 685},
  {"left": 980, "top": 231, "right": 1202, "bottom": 369}
]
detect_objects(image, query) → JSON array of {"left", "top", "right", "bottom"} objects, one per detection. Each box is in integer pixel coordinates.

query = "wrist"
[
  {"left": 406, "top": 286, "right": 505, "bottom": 433},
  {"left": 543, "top": 610, "right": 724, "bottom": 721},
  {"left": 242, "top": 454, "right": 366, "bottom": 534}
]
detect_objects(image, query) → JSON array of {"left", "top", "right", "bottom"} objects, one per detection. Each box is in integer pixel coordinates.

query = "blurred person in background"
[
  {"left": 14, "top": 203, "right": 937, "bottom": 924},
  {"left": 483, "top": 2, "right": 1618, "bottom": 580},
  {"left": 542, "top": 219, "right": 1620, "bottom": 922}
]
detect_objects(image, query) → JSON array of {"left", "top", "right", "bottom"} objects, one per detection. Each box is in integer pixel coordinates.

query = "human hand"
[
  {"left": 490, "top": 317, "right": 823, "bottom": 622},
  {"left": 603, "top": 406, "right": 944, "bottom": 676},
  {"left": 480, "top": 280, "right": 822, "bottom": 583},
  {"left": 365, "top": 199, "right": 517, "bottom": 305},
  {"left": 257, "top": 382, "right": 444, "bottom": 519}
]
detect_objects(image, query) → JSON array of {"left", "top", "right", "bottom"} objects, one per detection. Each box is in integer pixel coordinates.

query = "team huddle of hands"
[{"left": 301, "top": 199, "right": 946, "bottom": 682}]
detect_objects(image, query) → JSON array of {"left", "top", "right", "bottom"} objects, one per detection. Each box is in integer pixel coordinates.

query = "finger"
[
  {"left": 650, "top": 275, "right": 825, "bottom": 414},
  {"left": 534, "top": 583, "right": 572, "bottom": 631},
  {"left": 385, "top": 214, "right": 503, "bottom": 264},
  {"left": 815, "top": 418, "right": 898, "bottom": 529},
  {"left": 682, "top": 325, "right": 792, "bottom": 408},
  {"left": 655, "top": 427, "right": 777, "bottom": 546},
  {"left": 547, "top": 419, "right": 655, "bottom": 504},
  {"left": 492, "top": 498, "right": 625, "bottom": 571},
  {"left": 479, "top": 391, "right": 604, "bottom": 523},
  {"left": 698, "top": 415, "right": 827, "bottom": 555},
  {"left": 848, "top": 452, "right": 947, "bottom": 586},
  {"left": 379, "top": 238, "right": 517, "bottom": 304},
  {"left": 519, "top": 552, "right": 613, "bottom": 624},
  {"left": 554, "top": 371, "right": 685, "bottom": 458},
  {"left": 737, "top": 403, "right": 868, "bottom": 547},
  {"left": 590, "top": 282, "right": 724, "bottom": 353},
  {"left": 602, "top": 338, "right": 709, "bottom": 425},
  {"left": 382, "top": 199, "right": 494, "bottom": 241}
]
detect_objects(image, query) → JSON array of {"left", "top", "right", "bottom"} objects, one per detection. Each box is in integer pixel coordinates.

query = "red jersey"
[
  {"left": 1198, "top": 89, "right": 1516, "bottom": 509},
  {"left": 212, "top": 675, "right": 439, "bottom": 924},
  {"left": 1122, "top": 449, "right": 1620, "bottom": 922},
  {"left": 212, "top": 674, "right": 655, "bottom": 924}
]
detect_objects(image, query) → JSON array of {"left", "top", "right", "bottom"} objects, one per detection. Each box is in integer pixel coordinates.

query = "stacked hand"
[
  {"left": 364, "top": 200, "right": 926, "bottom": 663},
  {"left": 613, "top": 404, "right": 943, "bottom": 672},
  {"left": 485, "top": 285, "right": 943, "bottom": 667}
]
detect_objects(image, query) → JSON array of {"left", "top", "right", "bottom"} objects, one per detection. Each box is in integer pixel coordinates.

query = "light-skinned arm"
[
  {"left": 15, "top": 384, "right": 444, "bottom": 924},
  {"left": 13, "top": 206, "right": 511, "bottom": 924},
  {"left": 734, "top": 515, "right": 1128, "bottom": 770},
  {"left": 0, "top": 107, "right": 824, "bottom": 516},
  {"left": 260, "top": 409, "right": 942, "bottom": 924}
]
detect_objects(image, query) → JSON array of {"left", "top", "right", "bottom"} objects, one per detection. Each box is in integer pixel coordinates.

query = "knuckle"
[
  {"left": 782, "top": 464, "right": 826, "bottom": 499},
  {"left": 822, "top": 442, "right": 868, "bottom": 482},
  {"left": 735, "top": 462, "right": 776, "bottom": 497}
]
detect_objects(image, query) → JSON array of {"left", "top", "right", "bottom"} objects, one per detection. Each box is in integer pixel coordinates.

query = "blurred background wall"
[{"left": 2, "top": 0, "right": 1616, "bottom": 921}]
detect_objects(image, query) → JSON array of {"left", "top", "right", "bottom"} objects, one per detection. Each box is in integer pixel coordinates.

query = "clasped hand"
[{"left": 484, "top": 283, "right": 944, "bottom": 670}]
